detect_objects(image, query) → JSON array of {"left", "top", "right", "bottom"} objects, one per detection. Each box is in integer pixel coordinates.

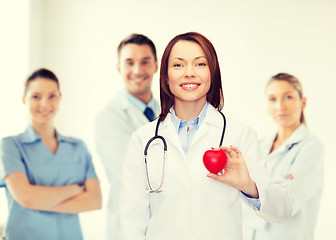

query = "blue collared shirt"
[
  {"left": 0, "top": 125, "right": 97, "bottom": 240},
  {"left": 124, "top": 91, "right": 158, "bottom": 116},
  {"left": 171, "top": 101, "right": 209, "bottom": 153}
]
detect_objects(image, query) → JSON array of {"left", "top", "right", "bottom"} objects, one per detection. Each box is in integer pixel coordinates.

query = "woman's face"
[
  {"left": 266, "top": 80, "right": 306, "bottom": 129},
  {"left": 167, "top": 40, "right": 211, "bottom": 107},
  {"left": 23, "top": 77, "right": 61, "bottom": 126}
]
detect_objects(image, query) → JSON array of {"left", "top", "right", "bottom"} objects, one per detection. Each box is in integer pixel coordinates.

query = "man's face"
[{"left": 118, "top": 43, "right": 158, "bottom": 100}]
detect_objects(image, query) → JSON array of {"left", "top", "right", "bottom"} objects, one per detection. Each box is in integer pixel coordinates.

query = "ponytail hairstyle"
[{"left": 266, "top": 72, "right": 306, "bottom": 125}]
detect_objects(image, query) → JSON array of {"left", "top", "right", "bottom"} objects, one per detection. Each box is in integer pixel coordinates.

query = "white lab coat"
[
  {"left": 118, "top": 105, "right": 294, "bottom": 240},
  {"left": 94, "top": 92, "right": 160, "bottom": 240},
  {"left": 243, "top": 124, "right": 324, "bottom": 240}
]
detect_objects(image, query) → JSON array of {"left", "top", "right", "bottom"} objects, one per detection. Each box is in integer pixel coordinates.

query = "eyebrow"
[
  {"left": 125, "top": 56, "right": 153, "bottom": 61},
  {"left": 31, "top": 90, "right": 59, "bottom": 94},
  {"left": 267, "top": 91, "right": 295, "bottom": 96},
  {"left": 172, "top": 56, "right": 206, "bottom": 61},
  {"left": 280, "top": 91, "right": 296, "bottom": 95}
]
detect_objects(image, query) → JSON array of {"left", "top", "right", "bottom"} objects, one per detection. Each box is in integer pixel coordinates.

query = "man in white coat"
[{"left": 94, "top": 34, "right": 160, "bottom": 240}]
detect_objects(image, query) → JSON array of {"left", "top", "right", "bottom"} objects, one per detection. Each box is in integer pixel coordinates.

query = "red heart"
[{"left": 203, "top": 150, "right": 228, "bottom": 174}]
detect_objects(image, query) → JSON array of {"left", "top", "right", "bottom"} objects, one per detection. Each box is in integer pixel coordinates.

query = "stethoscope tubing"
[{"left": 144, "top": 110, "right": 226, "bottom": 193}]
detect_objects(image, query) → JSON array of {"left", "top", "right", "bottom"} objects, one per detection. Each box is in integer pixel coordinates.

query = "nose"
[
  {"left": 275, "top": 99, "right": 285, "bottom": 110},
  {"left": 40, "top": 97, "right": 50, "bottom": 107},
  {"left": 133, "top": 63, "right": 142, "bottom": 75},
  {"left": 184, "top": 64, "right": 195, "bottom": 78}
]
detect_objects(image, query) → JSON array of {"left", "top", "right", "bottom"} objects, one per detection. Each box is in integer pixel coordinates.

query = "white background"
[{"left": 0, "top": 0, "right": 335, "bottom": 239}]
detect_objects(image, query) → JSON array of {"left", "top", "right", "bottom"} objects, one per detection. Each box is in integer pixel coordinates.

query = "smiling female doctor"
[
  {"left": 117, "top": 32, "right": 294, "bottom": 240},
  {"left": 243, "top": 73, "right": 324, "bottom": 240}
]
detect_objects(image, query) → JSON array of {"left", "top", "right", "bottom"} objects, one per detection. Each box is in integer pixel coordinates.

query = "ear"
[
  {"left": 154, "top": 61, "right": 158, "bottom": 73},
  {"left": 301, "top": 96, "right": 307, "bottom": 110},
  {"left": 22, "top": 97, "right": 26, "bottom": 105},
  {"left": 117, "top": 63, "right": 121, "bottom": 74}
]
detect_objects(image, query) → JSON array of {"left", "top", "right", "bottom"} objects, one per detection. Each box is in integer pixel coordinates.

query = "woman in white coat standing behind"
[
  {"left": 117, "top": 32, "right": 294, "bottom": 240},
  {"left": 243, "top": 73, "right": 324, "bottom": 240}
]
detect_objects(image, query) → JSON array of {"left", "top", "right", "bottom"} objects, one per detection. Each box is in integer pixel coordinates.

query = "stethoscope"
[{"left": 144, "top": 110, "right": 226, "bottom": 193}]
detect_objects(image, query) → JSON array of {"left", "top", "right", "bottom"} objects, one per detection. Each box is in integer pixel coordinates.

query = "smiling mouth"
[
  {"left": 131, "top": 74, "right": 148, "bottom": 81},
  {"left": 277, "top": 114, "right": 289, "bottom": 118},
  {"left": 38, "top": 111, "right": 52, "bottom": 117},
  {"left": 180, "top": 83, "right": 201, "bottom": 88}
]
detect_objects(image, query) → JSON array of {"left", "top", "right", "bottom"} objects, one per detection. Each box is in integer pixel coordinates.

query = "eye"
[
  {"left": 125, "top": 61, "right": 133, "bottom": 67},
  {"left": 196, "top": 62, "right": 207, "bottom": 67},
  {"left": 173, "top": 63, "right": 183, "bottom": 68},
  {"left": 142, "top": 60, "right": 150, "bottom": 65},
  {"left": 32, "top": 95, "right": 40, "bottom": 100},
  {"left": 285, "top": 95, "right": 293, "bottom": 100},
  {"left": 49, "top": 94, "right": 57, "bottom": 99},
  {"left": 268, "top": 97, "right": 276, "bottom": 102}
]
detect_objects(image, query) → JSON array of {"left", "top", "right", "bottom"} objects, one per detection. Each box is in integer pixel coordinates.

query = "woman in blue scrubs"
[{"left": 0, "top": 68, "right": 102, "bottom": 240}]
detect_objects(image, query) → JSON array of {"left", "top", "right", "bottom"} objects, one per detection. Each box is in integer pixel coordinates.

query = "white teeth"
[{"left": 182, "top": 84, "right": 198, "bottom": 88}]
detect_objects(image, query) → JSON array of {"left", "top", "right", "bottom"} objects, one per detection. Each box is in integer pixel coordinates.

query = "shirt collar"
[
  {"left": 283, "top": 124, "right": 309, "bottom": 148},
  {"left": 265, "top": 124, "right": 309, "bottom": 154},
  {"left": 19, "top": 125, "right": 42, "bottom": 143},
  {"left": 55, "top": 131, "right": 78, "bottom": 143},
  {"left": 19, "top": 125, "right": 77, "bottom": 144},
  {"left": 124, "top": 90, "right": 156, "bottom": 113},
  {"left": 170, "top": 101, "right": 209, "bottom": 132}
]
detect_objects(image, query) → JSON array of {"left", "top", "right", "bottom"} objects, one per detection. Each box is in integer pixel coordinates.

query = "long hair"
[
  {"left": 267, "top": 72, "right": 306, "bottom": 125},
  {"left": 159, "top": 32, "right": 224, "bottom": 121}
]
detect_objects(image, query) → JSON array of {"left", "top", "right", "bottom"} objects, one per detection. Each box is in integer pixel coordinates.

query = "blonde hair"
[{"left": 266, "top": 73, "right": 306, "bottom": 125}]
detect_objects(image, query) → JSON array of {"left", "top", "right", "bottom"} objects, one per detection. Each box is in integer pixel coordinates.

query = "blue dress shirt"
[
  {"left": 124, "top": 91, "right": 158, "bottom": 116},
  {"left": 170, "top": 101, "right": 208, "bottom": 153},
  {"left": 0, "top": 125, "right": 97, "bottom": 240}
]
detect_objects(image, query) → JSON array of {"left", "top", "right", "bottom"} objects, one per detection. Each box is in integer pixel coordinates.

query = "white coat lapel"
[
  {"left": 264, "top": 124, "right": 309, "bottom": 173},
  {"left": 159, "top": 113, "right": 186, "bottom": 158},
  {"left": 266, "top": 124, "right": 308, "bottom": 157},
  {"left": 191, "top": 105, "right": 224, "bottom": 148},
  {"left": 117, "top": 92, "right": 149, "bottom": 127}
]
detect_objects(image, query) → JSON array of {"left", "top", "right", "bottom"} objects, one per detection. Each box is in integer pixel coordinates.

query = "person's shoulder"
[
  {"left": 302, "top": 131, "right": 324, "bottom": 150},
  {"left": 1, "top": 130, "right": 28, "bottom": 143},
  {"left": 131, "top": 119, "right": 158, "bottom": 139},
  {"left": 57, "top": 132, "right": 85, "bottom": 146},
  {"left": 99, "top": 94, "right": 126, "bottom": 113},
  {"left": 224, "top": 115, "right": 254, "bottom": 133},
  {"left": 0, "top": 133, "right": 26, "bottom": 152},
  {"left": 95, "top": 93, "right": 130, "bottom": 122},
  {"left": 1, "top": 135, "right": 17, "bottom": 145}
]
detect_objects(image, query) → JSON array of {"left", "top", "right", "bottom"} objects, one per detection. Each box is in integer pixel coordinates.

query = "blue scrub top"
[{"left": 0, "top": 125, "right": 97, "bottom": 240}]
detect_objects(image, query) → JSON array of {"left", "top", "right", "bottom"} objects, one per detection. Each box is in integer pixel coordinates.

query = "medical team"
[{"left": 0, "top": 33, "right": 324, "bottom": 240}]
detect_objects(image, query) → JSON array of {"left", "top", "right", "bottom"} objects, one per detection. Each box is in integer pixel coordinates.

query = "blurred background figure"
[
  {"left": 243, "top": 73, "right": 324, "bottom": 240},
  {"left": 94, "top": 34, "right": 159, "bottom": 240},
  {"left": 0, "top": 68, "right": 102, "bottom": 240}
]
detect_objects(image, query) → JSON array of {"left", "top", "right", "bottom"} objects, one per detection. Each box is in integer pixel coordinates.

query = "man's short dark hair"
[{"left": 117, "top": 33, "right": 157, "bottom": 61}]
